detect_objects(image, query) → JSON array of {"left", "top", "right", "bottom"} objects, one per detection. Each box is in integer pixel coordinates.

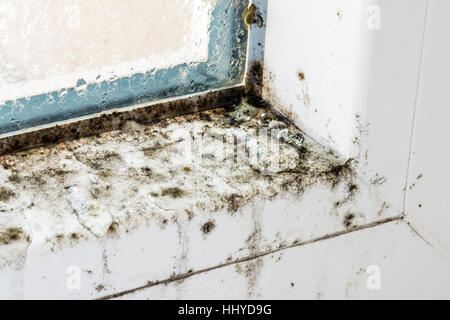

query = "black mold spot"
[
  {"left": 141, "top": 166, "right": 152, "bottom": 178},
  {"left": 235, "top": 258, "right": 264, "bottom": 296},
  {"left": 226, "top": 194, "right": 244, "bottom": 212},
  {"left": 90, "top": 185, "right": 111, "bottom": 199},
  {"left": 243, "top": 95, "right": 268, "bottom": 110},
  {"left": 143, "top": 139, "right": 183, "bottom": 157},
  {"left": 370, "top": 174, "right": 387, "bottom": 187},
  {"left": 0, "top": 187, "right": 15, "bottom": 202},
  {"left": 84, "top": 151, "right": 122, "bottom": 171},
  {"left": 95, "top": 284, "right": 105, "bottom": 292},
  {"left": 346, "top": 182, "right": 359, "bottom": 200},
  {"left": 298, "top": 72, "right": 305, "bottom": 81},
  {"left": 347, "top": 183, "right": 358, "bottom": 194},
  {"left": 199, "top": 113, "right": 212, "bottom": 121},
  {"left": 70, "top": 233, "right": 80, "bottom": 240},
  {"left": 185, "top": 209, "right": 194, "bottom": 221},
  {"left": 97, "top": 169, "right": 112, "bottom": 179},
  {"left": 343, "top": 213, "right": 355, "bottom": 228},
  {"left": 321, "top": 159, "right": 355, "bottom": 189},
  {"left": 107, "top": 222, "right": 119, "bottom": 238},
  {"left": 201, "top": 221, "right": 216, "bottom": 235},
  {"left": 23, "top": 173, "right": 47, "bottom": 186},
  {"left": 162, "top": 187, "right": 184, "bottom": 198}
]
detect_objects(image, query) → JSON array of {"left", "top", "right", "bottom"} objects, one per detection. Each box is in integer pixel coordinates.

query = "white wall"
[
  {"left": 405, "top": 0, "right": 450, "bottom": 260},
  {"left": 117, "top": 222, "right": 450, "bottom": 300},
  {"left": 263, "top": 0, "right": 427, "bottom": 213},
  {"left": 263, "top": 0, "right": 450, "bottom": 258}
]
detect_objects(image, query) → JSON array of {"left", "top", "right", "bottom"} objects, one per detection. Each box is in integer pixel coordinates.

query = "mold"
[
  {"left": 70, "top": 233, "right": 80, "bottom": 240},
  {"left": 140, "top": 166, "right": 153, "bottom": 178},
  {"left": 298, "top": 72, "right": 305, "bottom": 81},
  {"left": 235, "top": 257, "right": 264, "bottom": 297},
  {"left": 95, "top": 284, "right": 105, "bottom": 292},
  {"left": 0, "top": 187, "right": 15, "bottom": 202},
  {"left": 201, "top": 221, "right": 216, "bottom": 235},
  {"left": 245, "top": 61, "right": 264, "bottom": 97},
  {"left": 121, "top": 121, "right": 141, "bottom": 134},
  {"left": 347, "top": 183, "right": 359, "bottom": 195},
  {"left": 98, "top": 170, "right": 113, "bottom": 179},
  {"left": 225, "top": 194, "right": 244, "bottom": 212},
  {"left": 185, "top": 209, "right": 194, "bottom": 221},
  {"left": 320, "top": 159, "right": 355, "bottom": 189},
  {"left": 0, "top": 86, "right": 244, "bottom": 156},
  {"left": 377, "top": 202, "right": 390, "bottom": 216},
  {"left": 90, "top": 185, "right": 111, "bottom": 200},
  {"left": 75, "top": 151, "right": 122, "bottom": 171},
  {"left": 343, "top": 213, "right": 355, "bottom": 228},
  {"left": 143, "top": 139, "right": 184, "bottom": 158},
  {"left": 0, "top": 98, "right": 357, "bottom": 251},
  {"left": 162, "top": 187, "right": 184, "bottom": 199},
  {"left": 107, "top": 222, "right": 119, "bottom": 238},
  {"left": 0, "top": 227, "right": 30, "bottom": 245},
  {"left": 23, "top": 173, "right": 47, "bottom": 186},
  {"left": 296, "top": 70, "right": 312, "bottom": 107},
  {"left": 409, "top": 173, "right": 424, "bottom": 190},
  {"left": 279, "top": 131, "right": 305, "bottom": 150},
  {"left": 342, "top": 213, "right": 365, "bottom": 229},
  {"left": 370, "top": 174, "right": 387, "bottom": 187}
]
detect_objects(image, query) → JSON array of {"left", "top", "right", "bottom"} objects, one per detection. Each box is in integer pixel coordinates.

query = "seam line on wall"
[
  {"left": 98, "top": 215, "right": 402, "bottom": 300},
  {"left": 402, "top": 0, "right": 430, "bottom": 216},
  {"left": 405, "top": 214, "right": 450, "bottom": 263}
]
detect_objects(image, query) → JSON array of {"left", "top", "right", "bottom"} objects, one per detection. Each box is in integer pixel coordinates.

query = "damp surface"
[{"left": 0, "top": 98, "right": 353, "bottom": 246}]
